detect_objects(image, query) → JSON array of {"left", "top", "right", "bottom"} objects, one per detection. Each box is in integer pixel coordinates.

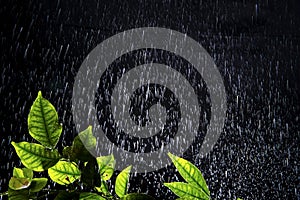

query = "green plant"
[
  {"left": 3, "top": 91, "right": 154, "bottom": 200},
  {"left": 2, "top": 91, "right": 215, "bottom": 200},
  {"left": 164, "top": 153, "right": 210, "bottom": 200}
]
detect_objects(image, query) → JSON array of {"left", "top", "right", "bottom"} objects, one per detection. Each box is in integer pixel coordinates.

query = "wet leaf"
[
  {"left": 79, "top": 192, "right": 106, "bottom": 200},
  {"left": 168, "top": 153, "right": 210, "bottom": 196},
  {"left": 9, "top": 177, "right": 31, "bottom": 190},
  {"left": 48, "top": 161, "right": 81, "bottom": 185},
  {"left": 115, "top": 165, "right": 132, "bottom": 198},
  {"left": 164, "top": 182, "right": 209, "bottom": 199},
  {"left": 96, "top": 154, "right": 115, "bottom": 181},
  {"left": 11, "top": 142, "right": 60, "bottom": 171},
  {"left": 28, "top": 91, "right": 62, "bottom": 148},
  {"left": 29, "top": 178, "right": 48, "bottom": 192}
]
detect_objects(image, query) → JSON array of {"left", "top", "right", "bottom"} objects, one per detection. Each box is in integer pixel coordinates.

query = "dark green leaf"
[
  {"left": 29, "top": 178, "right": 48, "bottom": 192},
  {"left": 71, "top": 126, "right": 96, "bottom": 161},
  {"left": 28, "top": 91, "right": 62, "bottom": 148},
  {"left": 81, "top": 158, "right": 101, "bottom": 187},
  {"left": 54, "top": 191, "right": 79, "bottom": 200},
  {"left": 11, "top": 142, "right": 60, "bottom": 171},
  {"left": 62, "top": 146, "right": 73, "bottom": 159},
  {"left": 8, "top": 188, "right": 29, "bottom": 200}
]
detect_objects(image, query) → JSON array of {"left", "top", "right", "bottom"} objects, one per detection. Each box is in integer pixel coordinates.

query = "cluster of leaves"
[
  {"left": 3, "top": 91, "right": 215, "bottom": 200},
  {"left": 6, "top": 91, "right": 154, "bottom": 200}
]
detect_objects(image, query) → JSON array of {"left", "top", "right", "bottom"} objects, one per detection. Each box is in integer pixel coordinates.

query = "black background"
[{"left": 0, "top": 0, "right": 299, "bottom": 199}]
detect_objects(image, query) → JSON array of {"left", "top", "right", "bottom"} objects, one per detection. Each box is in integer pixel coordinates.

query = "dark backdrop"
[{"left": 0, "top": 0, "right": 299, "bottom": 199}]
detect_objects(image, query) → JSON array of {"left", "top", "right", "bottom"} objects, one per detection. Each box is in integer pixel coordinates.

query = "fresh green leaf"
[
  {"left": 168, "top": 153, "right": 210, "bottom": 196},
  {"left": 13, "top": 168, "right": 33, "bottom": 180},
  {"left": 28, "top": 91, "right": 62, "bottom": 148},
  {"left": 81, "top": 158, "right": 101, "bottom": 187},
  {"left": 79, "top": 192, "right": 106, "bottom": 200},
  {"left": 164, "top": 182, "right": 209, "bottom": 200},
  {"left": 71, "top": 126, "right": 96, "bottom": 161},
  {"left": 48, "top": 160, "right": 81, "bottom": 185},
  {"left": 29, "top": 178, "right": 48, "bottom": 192},
  {"left": 96, "top": 154, "right": 115, "bottom": 181},
  {"left": 11, "top": 142, "right": 60, "bottom": 171},
  {"left": 115, "top": 165, "right": 132, "bottom": 198},
  {"left": 121, "top": 193, "right": 156, "bottom": 200},
  {"left": 8, "top": 188, "right": 29, "bottom": 200},
  {"left": 9, "top": 177, "right": 31, "bottom": 190}
]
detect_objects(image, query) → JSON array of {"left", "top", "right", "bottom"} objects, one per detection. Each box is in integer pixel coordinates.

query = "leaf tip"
[{"left": 38, "top": 91, "right": 42, "bottom": 98}]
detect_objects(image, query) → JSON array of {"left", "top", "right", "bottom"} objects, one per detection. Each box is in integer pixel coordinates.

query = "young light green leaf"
[
  {"left": 29, "top": 178, "right": 48, "bottom": 192},
  {"left": 115, "top": 165, "right": 132, "bottom": 198},
  {"left": 164, "top": 182, "right": 209, "bottom": 200},
  {"left": 28, "top": 91, "right": 62, "bottom": 148},
  {"left": 96, "top": 154, "right": 115, "bottom": 180},
  {"left": 79, "top": 192, "right": 106, "bottom": 200},
  {"left": 48, "top": 160, "right": 81, "bottom": 185},
  {"left": 9, "top": 177, "right": 31, "bottom": 190},
  {"left": 11, "top": 142, "right": 60, "bottom": 171},
  {"left": 121, "top": 193, "right": 156, "bottom": 200},
  {"left": 13, "top": 168, "right": 33, "bottom": 180},
  {"left": 71, "top": 126, "right": 96, "bottom": 161},
  {"left": 168, "top": 153, "right": 210, "bottom": 197}
]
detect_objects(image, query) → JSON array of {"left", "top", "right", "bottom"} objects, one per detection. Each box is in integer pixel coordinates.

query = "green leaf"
[
  {"left": 81, "top": 158, "right": 101, "bottom": 187},
  {"left": 11, "top": 142, "right": 60, "bottom": 171},
  {"left": 48, "top": 160, "right": 81, "bottom": 185},
  {"left": 79, "top": 192, "right": 106, "bottom": 200},
  {"left": 13, "top": 168, "right": 33, "bottom": 180},
  {"left": 168, "top": 153, "right": 210, "bottom": 197},
  {"left": 8, "top": 188, "right": 29, "bottom": 200},
  {"left": 29, "top": 178, "right": 48, "bottom": 192},
  {"left": 71, "top": 126, "right": 96, "bottom": 161},
  {"left": 115, "top": 165, "right": 132, "bottom": 198},
  {"left": 96, "top": 154, "right": 115, "bottom": 181},
  {"left": 121, "top": 193, "right": 156, "bottom": 200},
  {"left": 164, "top": 182, "right": 209, "bottom": 200},
  {"left": 28, "top": 91, "right": 62, "bottom": 148},
  {"left": 9, "top": 177, "right": 31, "bottom": 190}
]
